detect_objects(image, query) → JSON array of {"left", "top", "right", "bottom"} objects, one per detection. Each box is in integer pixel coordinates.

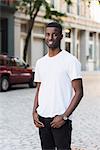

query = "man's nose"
[{"left": 49, "top": 34, "right": 53, "bottom": 40}]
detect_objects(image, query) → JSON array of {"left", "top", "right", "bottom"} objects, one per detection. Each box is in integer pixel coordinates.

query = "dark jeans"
[{"left": 39, "top": 115, "right": 72, "bottom": 150}]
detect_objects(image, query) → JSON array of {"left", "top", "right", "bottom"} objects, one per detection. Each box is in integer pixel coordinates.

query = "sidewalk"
[{"left": 71, "top": 71, "right": 100, "bottom": 150}]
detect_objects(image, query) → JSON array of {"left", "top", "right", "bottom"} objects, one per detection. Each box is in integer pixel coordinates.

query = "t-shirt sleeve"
[
  {"left": 34, "top": 61, "right": 41, "bottom": 82},
  {"left": 68, "top": 57, "right": 82, "bottom": 81}
]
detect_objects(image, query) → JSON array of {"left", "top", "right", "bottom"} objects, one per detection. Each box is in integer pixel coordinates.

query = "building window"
[
  {"left": 89, "top": 32, "right": 93, "bottom": 41},
  {"left": 43, "top": 39, "right": 48, "bottom": 55},
  {"left": 65, "top": 42, "right": 71, "bottom": 52},
  {"left": 65, "top": 29, "right": 71, "bottom": 38},
  {"left": 51, "top": 0, "right": 54, "bottom": 7},
  {"left": 77, "top": 0, "right": 80, "bottom": 15},
  {"left": 67, "top": 4, "right": 71, "bottom": 13},
  {"left": 65, "top": 29, "right": 71, "bottom": 53},
  {"left": 33, "top": 26, "right": 44, "bottom": 34},
  {"left": 21, "top": 24, "right": 27, "bottom": 33},
  {"left": 50, "top": 0, "right": 60, "bottom": 11},
  {"left": 89, "top": 32, "right": 94, "bottom": 60},
  {"left": 0, "top": 18, "right": 8, "bottom": 53},
  {"left": 89, "top": 44, "right": 94, "bottom": 59}
]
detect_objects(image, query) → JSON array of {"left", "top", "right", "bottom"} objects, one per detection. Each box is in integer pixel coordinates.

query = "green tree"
[{"left": 15, "top": 0, "right": 72, "bottom": 61}]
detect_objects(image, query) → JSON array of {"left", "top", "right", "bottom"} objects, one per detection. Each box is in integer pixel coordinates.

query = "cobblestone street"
[{"left": 0, "top": 72, "right": 100, "bottom": 150}]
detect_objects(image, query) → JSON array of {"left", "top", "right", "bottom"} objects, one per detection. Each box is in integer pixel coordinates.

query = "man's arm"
[
  {"left": 33, "top": 82, "right": 41, "bottom": 113},
  {"left": 63, "top": 78, "right": 83, "bottom": 117},
  {"left": 32, "top": 82, "right": 44, "bottom": 128},
  {"left": 51, "top": 78, "right": 83, "bottom": 128}
]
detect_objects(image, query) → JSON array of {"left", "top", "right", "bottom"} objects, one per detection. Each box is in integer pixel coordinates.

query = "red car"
[{"left": 0, "top": 54, "right": 36, "bottom": 92}]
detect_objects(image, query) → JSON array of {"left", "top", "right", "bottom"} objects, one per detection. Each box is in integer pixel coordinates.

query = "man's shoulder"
[
  {"left": 36, "top": 55, "right": 47, "bottom": 64},
  {"left": 63, "top": 50, "right": 76, "bottom": 59},
  {"left": 63, "top": 50, "right": 81, "bottom": 64}
]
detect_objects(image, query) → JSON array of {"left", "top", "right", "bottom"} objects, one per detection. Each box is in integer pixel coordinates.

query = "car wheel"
[
  {"left": 0, "top": 76, "right": 10, "bottom": 92},
  {"left": 29, "top": 78, "right": 37, "bottom": 88}
]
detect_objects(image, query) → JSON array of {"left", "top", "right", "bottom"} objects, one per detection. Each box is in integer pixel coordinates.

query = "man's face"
[{"left": 45, "top": 27, "right": 63, "bottom": 49}]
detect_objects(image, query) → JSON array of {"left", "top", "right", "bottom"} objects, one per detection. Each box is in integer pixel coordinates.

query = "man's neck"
[{"left": 48, "top": 48, "right": 62, "bottom": 57}]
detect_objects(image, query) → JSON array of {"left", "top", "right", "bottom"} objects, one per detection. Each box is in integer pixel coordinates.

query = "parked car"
[{"left": 0, "top": 54, "right": 36, "bottom": 92}]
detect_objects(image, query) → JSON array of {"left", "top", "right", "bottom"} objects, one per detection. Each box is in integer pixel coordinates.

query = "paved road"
[{"left": 0, "top": 72, "right": 100, "bottom": 150}]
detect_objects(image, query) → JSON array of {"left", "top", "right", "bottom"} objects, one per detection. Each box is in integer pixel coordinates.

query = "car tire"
[
  {"left": 0, "top": 76, "right": 10, "bottom": 92},
  {"left": 29, "top": 78, "right": 37, "bottom": 88}
]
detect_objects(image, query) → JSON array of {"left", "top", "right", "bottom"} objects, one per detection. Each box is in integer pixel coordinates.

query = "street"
[{"left": 0, "top": 72, "right": 100, "bottom": 150}]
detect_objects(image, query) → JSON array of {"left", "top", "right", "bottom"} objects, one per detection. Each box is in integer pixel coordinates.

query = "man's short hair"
[{"left": 46, "top": 22, "right": 62, "bottom": 34}]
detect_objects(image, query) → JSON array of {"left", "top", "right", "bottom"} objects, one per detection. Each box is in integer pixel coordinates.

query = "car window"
[
  {"left": 0, "top": 58, "right": 4, "bottom": 66},
  {"left": 14, "top": 58, "right": 26, "bottom": 68},
  {"left": 0, "top": 56, "right": 8, "bottom": 66},
  {"left": 8, "top": 58, "right": 16, "bottom": 66},
  {"left": 0, "top": 55, "right": 27, "bottom": 68}
]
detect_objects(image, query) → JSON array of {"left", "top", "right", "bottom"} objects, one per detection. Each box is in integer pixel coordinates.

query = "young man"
[{"left": 32, "top": 22, "right": 83, "bottom": 150}]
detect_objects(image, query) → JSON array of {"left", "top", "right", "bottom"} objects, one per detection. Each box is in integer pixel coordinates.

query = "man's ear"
[{"left": 61, "top": 34, "right": 63, "bottom": 39}]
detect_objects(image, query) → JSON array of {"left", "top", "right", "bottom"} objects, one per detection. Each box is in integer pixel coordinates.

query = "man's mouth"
[{"left": 48, "top": 41, "right": 53, "bottom": 45}]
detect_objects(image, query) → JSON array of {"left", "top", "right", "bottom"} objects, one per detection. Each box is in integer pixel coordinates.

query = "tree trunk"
[
  {"left": 23, "top": 19, "right": 34, "bottom": 61},
  {"left": 23, "top": 4, "right": 41, "bottom": 61}
]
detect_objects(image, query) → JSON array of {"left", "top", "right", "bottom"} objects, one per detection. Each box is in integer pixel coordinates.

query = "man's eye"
[
  {"left": 46, "top": 33, "right": 49, "bottom": 36},
  {"left": 53, "top": 34, "right": 58, "bottom": 36}
]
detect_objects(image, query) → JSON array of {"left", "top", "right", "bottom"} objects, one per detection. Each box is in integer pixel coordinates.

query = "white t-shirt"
[{"left": 34, "top": 50, "right": 82, "bottom": 119}]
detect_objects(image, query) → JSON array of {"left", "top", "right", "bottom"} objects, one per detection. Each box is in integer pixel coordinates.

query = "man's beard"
[{"left": 46, "top": 41, "right": 60, "bottom": 49}]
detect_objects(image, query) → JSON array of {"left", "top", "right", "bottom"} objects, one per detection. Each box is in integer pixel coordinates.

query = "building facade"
[
  {"left": 0, "top": 0, "right": 15, "bottom": 56},
  {"left": 0, "top": 0, "right": 100, "bottom": 71}
]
